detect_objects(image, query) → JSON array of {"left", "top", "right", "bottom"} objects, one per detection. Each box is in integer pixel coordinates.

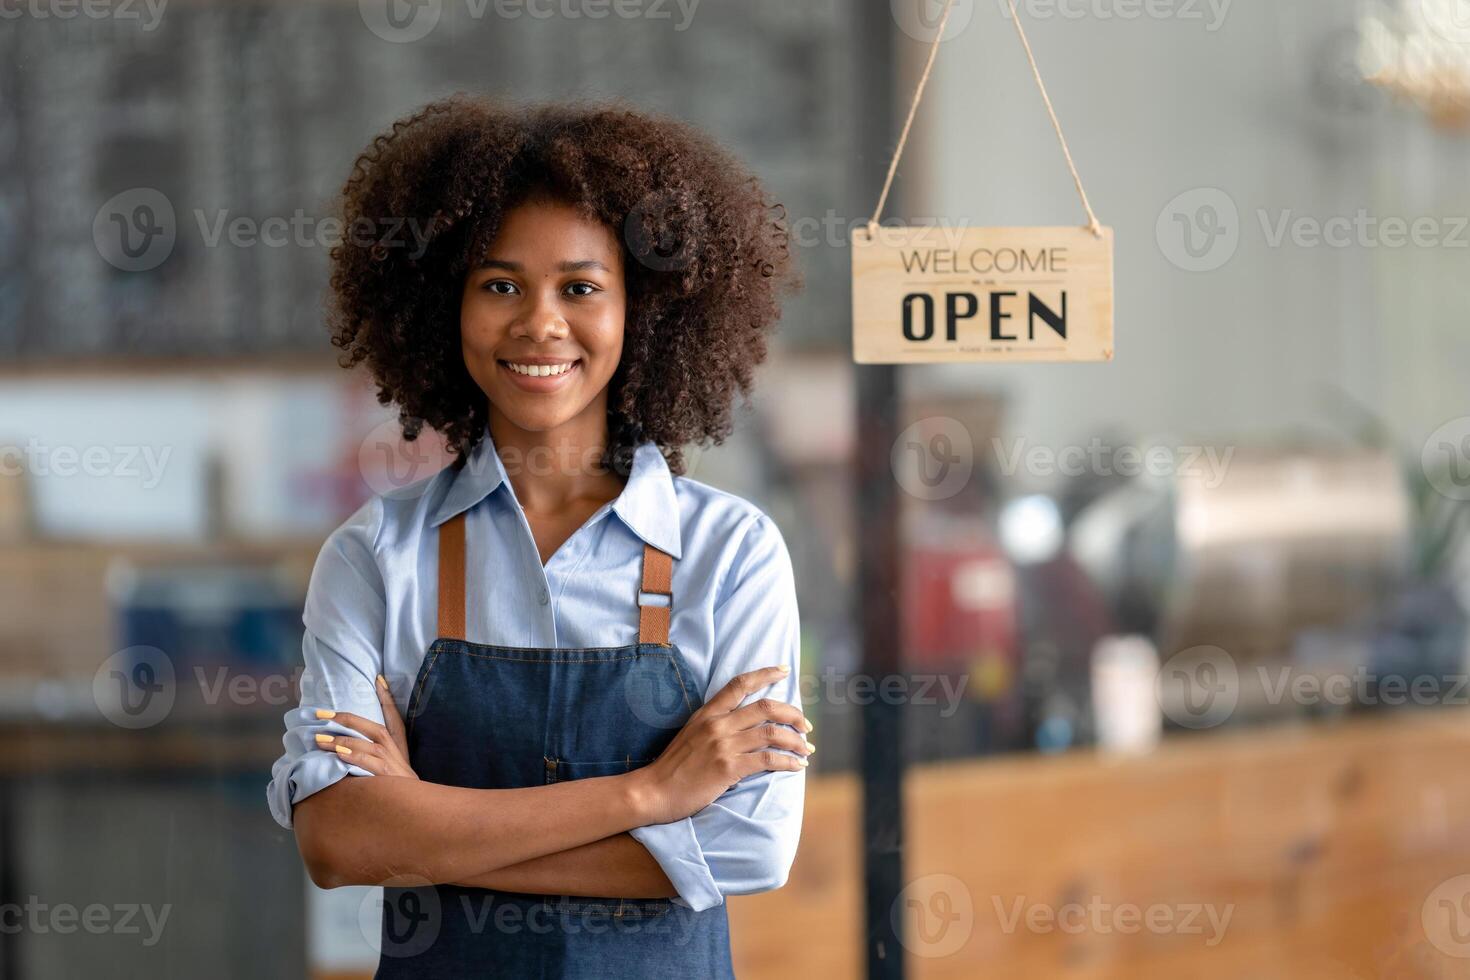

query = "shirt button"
[{"left": 538, "top": 587, "right": 550, "bottom": 606}]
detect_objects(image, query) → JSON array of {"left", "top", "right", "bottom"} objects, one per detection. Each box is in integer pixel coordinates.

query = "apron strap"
[
  {"left": 437, "top": 512, "right": 467, "bottom": 641},
  {"left": 438, "top": 510, "right": 674, "bottom": 645},
  {"left": 638, "top": 543, "right": 674, "bottom": 646}
]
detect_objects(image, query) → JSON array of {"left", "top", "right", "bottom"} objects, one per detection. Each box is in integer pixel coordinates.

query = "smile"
[
  {"left": 502, "top": 360, "right": 577, "bottom": 377},
  {"left": 497, "top": 358, "right": 581, "bottom": 391}
]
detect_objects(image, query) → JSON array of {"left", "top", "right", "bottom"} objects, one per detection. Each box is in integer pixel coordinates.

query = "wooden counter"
[{"left": 727, "top": 711, "right": 1470, "bottom": 979}]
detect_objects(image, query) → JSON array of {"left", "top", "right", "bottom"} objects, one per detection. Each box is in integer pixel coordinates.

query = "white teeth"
[{"left": 505, "top": 361, "right": 575, "bottom": 377}]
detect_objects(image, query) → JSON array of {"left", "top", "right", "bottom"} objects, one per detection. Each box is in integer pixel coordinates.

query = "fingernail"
[
  {"left": 315, "top": 709, "right": 336, "bottom": 720},
  {"left": 314, "top": 734, "right": 334, "bottom": 745},
  {"left": 805, "top": 741, "right": 816, "bottom": 753},
  {"left": 777, "top": 665, "right": 791, "bottom": 674},
  {"left": 377, "top": 674, "right": 388, "bottom": 691},
  {"left": 803, "top": 719, "right": 814, "bottom": 733},
  {"left": 335, "top": 745, "right": 352, "bottom": 757},
  {"left": 799, "top": 757, "right": 809, "bottom": 767}
]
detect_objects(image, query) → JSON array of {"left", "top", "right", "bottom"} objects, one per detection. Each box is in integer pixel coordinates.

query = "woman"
[{"left": 265, "top": 97, "right": 810, "bottom": 978}]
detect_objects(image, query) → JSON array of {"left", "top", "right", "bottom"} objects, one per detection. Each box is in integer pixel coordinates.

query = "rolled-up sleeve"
[
  {"left": 266, "top": 498, "right": 389, "bottom": 830},
  {"left": 629, "top": 513, "right": 806, "bottom": 911}
]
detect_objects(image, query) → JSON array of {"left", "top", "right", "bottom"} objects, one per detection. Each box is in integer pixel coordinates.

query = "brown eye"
[
  {"left": 482, "top": 280, "right": 518, "bottom": 295},
  {"left": 565, "top": 281, "right": 599, "bottom": 297}
]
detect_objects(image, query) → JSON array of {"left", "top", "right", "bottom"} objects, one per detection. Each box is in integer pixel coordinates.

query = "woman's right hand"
[{"left": 630, "top": 665, "right": 812, "bottom": 826}]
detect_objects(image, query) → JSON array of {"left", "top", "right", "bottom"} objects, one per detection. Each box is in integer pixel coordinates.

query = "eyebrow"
[{"left": 476, "top": 258, "right": 611, "bottom": 273}]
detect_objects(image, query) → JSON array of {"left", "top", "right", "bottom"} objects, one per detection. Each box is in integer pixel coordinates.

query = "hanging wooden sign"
[
  {"left": 851, "top": 224, "right": 1114, "bottom": 364},
  {"left": 853, "top": 0, "right": 1114, "bottom": 365}
]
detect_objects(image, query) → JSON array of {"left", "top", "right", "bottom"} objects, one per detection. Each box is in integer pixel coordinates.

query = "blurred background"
[{"left": 4, "top": 0, "right": 1470, "bottom": 976}]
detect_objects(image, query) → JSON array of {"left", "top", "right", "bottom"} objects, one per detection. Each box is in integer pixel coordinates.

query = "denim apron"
[{"left": 374, "top": 510, "right": 735, "bottom": 978}]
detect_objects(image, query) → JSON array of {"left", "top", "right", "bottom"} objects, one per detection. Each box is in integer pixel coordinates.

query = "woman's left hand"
[{"left": 311, "top": 675, "right": 419, "bottom": 779}]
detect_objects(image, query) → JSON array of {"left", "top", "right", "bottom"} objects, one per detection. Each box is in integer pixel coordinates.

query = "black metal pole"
[
  {"left": 853, "top": 7, "right": 905, "bottom": 979},
  {"left": 0, "top": 778, "right": 16, "bottom": 980},
  {"left": 857, "top": 365, "right": 905, "bottom": 979}
]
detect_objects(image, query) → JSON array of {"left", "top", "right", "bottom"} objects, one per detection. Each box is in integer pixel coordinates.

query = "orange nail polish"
[{"left": 315, "top": 709, "right": 336, "bottom": 720}]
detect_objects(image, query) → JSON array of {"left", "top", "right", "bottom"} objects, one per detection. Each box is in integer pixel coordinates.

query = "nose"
[{"left": 511, "top": 287, "right": 569, "bottom": 342}]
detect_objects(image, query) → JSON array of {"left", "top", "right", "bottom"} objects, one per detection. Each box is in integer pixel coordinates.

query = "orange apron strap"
[
  {"left": 638, "top": 543, "right": 674, "bottom": 646},
  {"left": 437, "top": 512, "right": 467, "bottom": 641}
]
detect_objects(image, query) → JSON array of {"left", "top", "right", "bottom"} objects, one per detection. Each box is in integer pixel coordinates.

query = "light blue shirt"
[{"left": 266, "top": 427, "right": 804, "bottom": 912}]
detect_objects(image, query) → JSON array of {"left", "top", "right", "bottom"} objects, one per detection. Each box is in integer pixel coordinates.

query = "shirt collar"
[{"left": 428, "top": 428, "right": 683, "bottom": 559}]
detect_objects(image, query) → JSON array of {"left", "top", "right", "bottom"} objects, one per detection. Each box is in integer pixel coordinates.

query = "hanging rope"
[
  {"left": 865, "top": 0, "right": 1103, "bottom": 239},
  {"left": 865, "top": 0, "right": 957, "bottom": 239}
]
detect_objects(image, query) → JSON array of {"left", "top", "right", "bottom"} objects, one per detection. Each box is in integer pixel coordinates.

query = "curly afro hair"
[{"left": 327, "top": 95, "right": 798, "bottom": 478}]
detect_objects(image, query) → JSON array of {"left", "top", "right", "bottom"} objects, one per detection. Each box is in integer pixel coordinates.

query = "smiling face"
[{"left": 460, "top": 197, "right": 627, "bottom": 437}]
